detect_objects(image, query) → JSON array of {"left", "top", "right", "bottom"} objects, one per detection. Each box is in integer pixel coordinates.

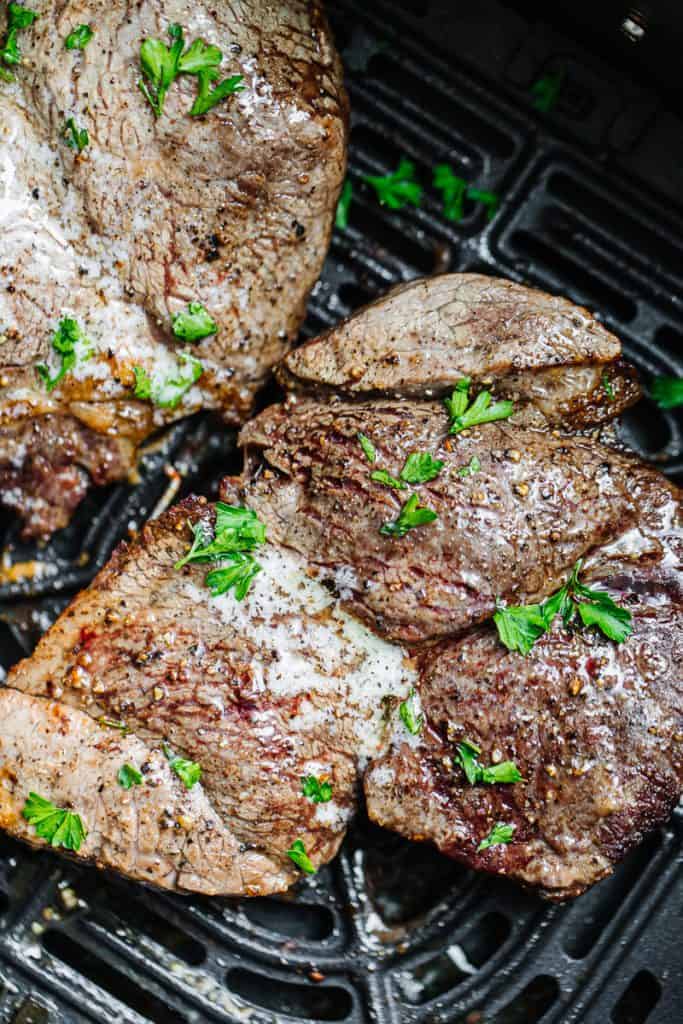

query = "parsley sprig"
[
  {"left": 172, "top": 302, "right": 217, "bottom": 342},
  {"left": 433, "top": 165, "right": 499, "bottom": 222},
  {"left": 650, "top": 375, "right": 683, "bottom": 409},
  {"left": 380, "top": 493, "right": 437, "bottom": 538},
  {"left": 63, "top": 117, "right": 89, "bottom": 153},
  {"left": 301, "top": 776, "right": 333, "bottom": 804},
  {"left": 286, "top": 839, "right": 316, "bottom": 874},
  {"left": 494, "top": 559, "right": 633, "bottom": 655},
  {"left": 65, "top": 24, "right": 93, "bottom": 50},
  {"left": 36, "top": 318, "right": 93, "bottom": 392},
  {"left": 477, "top": 821, "right": 515, "bottom": 852},
  {"left": 455, "top": 740, "right": 522, "bottom": 786},
  {"left": 118, "top": 764, "right": 143, "bottom": 789},
  {"left": 399, "top": 688, "right": 423, "bottom": 735},
  {"left": 444, "top": 377, "right": 514, "bottom": 434},
  {"left": 132, "top": 351, "right": 203, "bottom": 409},
  {"left": 363, "top": 158, "right": 423, "bottom": 210},
  {"left": 23, "top": 792, "right": 86, "bottom": 851},
  {"left": 336, "top": 179, "right": 353, "bottom": 229},
  {"left": 175, "top": 503, "right": 266, "bottom": 601},
  {"left": 0, "top": 3, "right": 37, "bottom": 82},
  {"left": 163, "top": 743, "right": 201, "bottom": 789},
  {"left": 138, "top": 23, "right": 244, "bottom": 118}
]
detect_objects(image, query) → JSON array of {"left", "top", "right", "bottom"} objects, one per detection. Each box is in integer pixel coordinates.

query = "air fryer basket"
[{"left": 0, "top": 2, "right": 681, "bottom": 1022}]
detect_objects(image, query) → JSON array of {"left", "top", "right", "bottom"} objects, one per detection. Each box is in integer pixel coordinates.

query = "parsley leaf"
[
  {"left": 172, "top": 302, "right": 217, "bottom": 342},
  {"left": 455, "top": 740, "right": 522, "bottom": 786},
  {"left": 493, "top": 601, "right": 549, "bottom": 656},
  {"left": 336, "top": 179, "right": 353, "bottom": 229},
  {"left": 22, "top": 792, "right": 86, "bottom": 851},
  {"left": 371, "top": 468, "right": 406, "bottom": 491},
  {"left": 531, "top": 68, "right": 564, "bottom": 113},
  {"left": 477, "top": 821, "right": 515, "bottom": 852},
  {"left": 601, "top": 373, "right": 615, "bottom": 401},
  {"left": 286, "top": 838, "right": 316, "bottom": 874},
  {"left": 399, "top": 688, "right": 423, "bottom": 735},
  {"left": 205, "top": 553, "right": 261, "bottom": 599},
  {"left": 301, "top": 775, "right": 333, "bottom": 804},
  {"left": 174, "top": 503, "right": 266, "bottom": 602},
  {"left": 65, "top": 24, "right": 93, "bottom": 50},
  {"left": 63, "top": 117, "right": 89, "bottom": 153},
  {"left": 650, "top": 375, "right": 683, "bottom": 409},
  {"left": 363, "top": 157, "right": 423, "bottom": 210},
  {"left": 177, "top": 37, "right": 222, "bottom": 75},
  {"left": 118, "top": 764, "right": 143, "bottom": 789},
  {"left": 444, "top": 378, "right": 513, "bottom": 434},
  {"left": 36, "top": 317, "right": 93, "bottom": 392},
  {"left": 458, "top": 455, "right": 481, "bottom": 478},
  {"left": 358, "top": 432, "right": 376, "bottom": 463},
  {"left": 380, "top": 493, "right": 437, "bottom": 538},
  {"left": 139, "top": 22, "right": 186, "bottom": 117},
  {"left": 163, "top": 744, "right": 201, "bottom": 789},
  {"left": 432, "top": 165, "right": 500, "bottom": 221},
  {"left": 571, "top": 578, "right": 633, "bottom": 643},
  {"left": 399, "top": 451, "right": 444, "bottom": 485},
  {"left": 132, "top": 351, "right": 203, "bottom": 408},
  {"left": 189, "top": 69, "right": 244, "bottom": 117},
  {"left": 0, "top": 3, "right": 38, "bottom": 81}
]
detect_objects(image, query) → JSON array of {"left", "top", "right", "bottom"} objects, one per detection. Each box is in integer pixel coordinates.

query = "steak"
[{"left": 0, "top": 0, "right": 347, "bottom": 536}]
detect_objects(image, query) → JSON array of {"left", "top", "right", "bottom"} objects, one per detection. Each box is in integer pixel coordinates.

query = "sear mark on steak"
[
  {"left": 236, "top": 397, "right": 670, "bottom": 644},
  {"left": 279, "top": 274, "right": 641, "bottom": 427},
  {"left": 0, "top": 0, "right": 347, "bottom": 535}
]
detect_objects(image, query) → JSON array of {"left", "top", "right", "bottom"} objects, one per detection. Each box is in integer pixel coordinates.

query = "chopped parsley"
[
  {"left": 98, "top": 716, "right": 130, "bottom": 733},
  {"left": 0, "top": 3, "right": 38, "bottom": 82},
  {"left": 286, "top": 838, "right": 316, "bottom": 874},
  {"left": 138, "top": 23, "right": 244, "bottom": 118},
  {"left": 132, "top": 351, "right": 203, "bottom": 409},
  {"left": 22, "top": 792, "right": 86, "bottom": 851},
  {"left": 650, "top": 375, "right": 683, "bottom": 410},
  {"left": 477, "top": 821, "right": 515, "bottom": 852},
  {"left": 399, "top": 688, "right": 423, "bottom": 735},
  {"left": 601, "top": 373, "right": 615, "bottom": 401},
  {"left": 444, "top": 377, "right": 514, "bottom": 434},
  {"left": 455, "top": 740, "right": 522, "bottom": 786},
  {"left": 65, "top": 24, "right": 93, "bottom": 50},
  {"left": 494, "top": 559, "right": 633, "bottom": 655},
  {"left": 433, "top": 165, "right": 500, "bottom": 221},
  {"left": 335, "top": 179, "right": 353, "bottom": 229},
  {"left": 457, "top": 455, "right": 481, "bottom": 478},
  {"left": 36, "top": 317, "right": 93, "bottom": 392},
  {"left": 358, "top": 432, "right": 377, "bottom": 463},
  {"left": 371, "top": 452, "right": 443, "bottom": 492},
  {"left": 363, "top": 157, "right": 423, "bottom": 210},
  {"left": 531, "top": 68, "right": 564, "bottom": 113},
  {"left": 301, "top": 775, "right": 333, "bottom": 804},
  {"left": 163, "top": 744, "right": 201, "bottom": 789},
  {"left": 174, "top": 503, "right": 266, "bottom": 601},
  {"left": 380, "top": 493, "right": 437, "bottom": 538},
  {"left": 371, "top": 468, "right": 405, "bottom": 491},
  {"left": 62, "top": 117, "right": 89, "bottom": 153},
  {"left": 117, "top": 764, "right": 143, "bottom": 789},
  {"left": 172, "top": 302, "right": 217, "bottom": 342}
]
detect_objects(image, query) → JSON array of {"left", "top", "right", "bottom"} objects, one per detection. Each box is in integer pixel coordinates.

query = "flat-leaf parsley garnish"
[
  {"left": 457, "top": 455, "right": 481, "bottom": 478},
  {"left": 494, "top": 558, "right": 633, "bottom": 655},
  {"left": 399, "top": 451, "right": 444, "bottom": 485},
  {"left": 363, "top": 157, "right": 423, "bottom": 210},
  {"left": 62, "top": 117, "right": 89, "bottom": 153},
  {"left": 117, "top": 764, "right": 143, "bottom": 789},
  {"left": 36, "top": 317, "right": 93, "bottom": 392},
  {"left": 22, "top": 792, "right": 86, "bottom": 851},
  {"left": 174, "top": 503, "right": 266, "bottom": 601},
  {"left": 399, "top": 688, "right": 423, "bottom": 735},
  {"left": 0, "top": 3, "right": 38, "bottom": 82},
  {"left": 357, "top": 431, "right": 376, "bottom": 463},
  {"left": 477, "top": 821, "right": 515, "bottom": 852},
  {"left": 380, "top": 493, "right": 437, "bottom": 538},
  {"left": 444, "top": 377, "right": 514, "bottom": 434},
  {"left": 433, "top": 164, "right": 499, "bottom": 221},
  {"left": 335, "top": 179, "right": 353, "bottom": 229},
  {"left": 455, "top": 740, "right": 522, "bottom": 786},
  {"left": 163, "top": 743, "right": 201, "bottom": 789},
  {"left": 172, "top": 302, "right": 217, "bottom": 341},
  {"left": 65, "top": 24, "right": 93, "bottom": 50},
  {"left": 650, "top": 375, "right": 683, "bottom": 409},
  {"left": 301, "top": 775, "right": 333, "bottom": 803},
  {"left": 286, "top": 839, "right": 316, "bottom": 874},
  {"left": 132, "top": 351, "right": 203, "bottom": 409}
]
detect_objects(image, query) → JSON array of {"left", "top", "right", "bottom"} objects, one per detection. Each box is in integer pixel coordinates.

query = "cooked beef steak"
[
  {"left": 4, "top": 496, "right": 416, "bottom": 894},
  {"left": 237, "top": 397, "right": 663, "bottom": 644},
  {"left": 279, "top": 274, "right": 641, "bottom": 428},
  {"left": 0, "top": 0, "right": 347, "bottom": 536}
]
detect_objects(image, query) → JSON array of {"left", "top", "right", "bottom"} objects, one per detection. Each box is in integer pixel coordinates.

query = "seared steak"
[
  {"left": 237, "top": 397, "right": 662, "bottom": 644},
  {"left": 279, "top": 275, "right": 641, "bottom": 428},
  {"left": 0, "top": 0, "right": 347, "bottom": 535}
]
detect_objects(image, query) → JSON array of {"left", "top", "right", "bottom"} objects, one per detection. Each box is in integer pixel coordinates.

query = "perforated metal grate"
[{"left": 0, "top": 2, "right": 681, "bottom": 1022}]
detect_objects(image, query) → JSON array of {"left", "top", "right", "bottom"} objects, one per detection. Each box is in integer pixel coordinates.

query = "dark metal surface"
[{"left": 0, "top": 1, "right": 682, "bottom": 1021}]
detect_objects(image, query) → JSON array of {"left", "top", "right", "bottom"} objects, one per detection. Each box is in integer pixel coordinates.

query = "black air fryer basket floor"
[{"left": 0, "top": 2, "right": 682, "bottom": 1022}]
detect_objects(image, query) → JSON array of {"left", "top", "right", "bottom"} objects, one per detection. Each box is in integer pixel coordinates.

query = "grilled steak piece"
[
  {"left": 237, "top": 397, "right": 660, "bottom": 644},
  {"left": 4, "top": 497, "right": 416, "bottom": 894},
  {"left": 278, "top": 275, "right": 641, "bottom": 427},
  {"left": 365, "top": 494, "right": 682, "bottom": 899},
  {"left": 0, "top": 0, "right": 347, "bottom": 536}
]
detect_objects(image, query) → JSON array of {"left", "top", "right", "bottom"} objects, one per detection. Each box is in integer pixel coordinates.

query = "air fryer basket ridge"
[{"left": 0, "top": 2, "right": 681, "bottom": 1022}]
